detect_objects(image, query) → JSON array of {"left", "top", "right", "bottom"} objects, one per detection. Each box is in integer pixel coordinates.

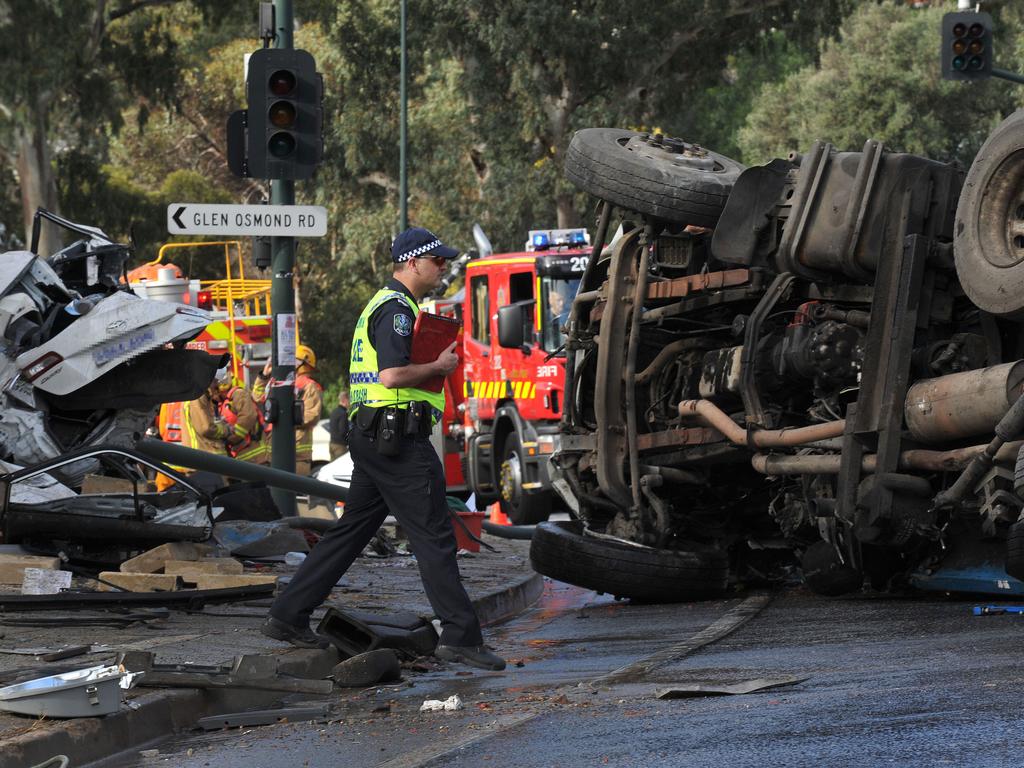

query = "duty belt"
[{"left": 353, "top": 403, "right": 435, "bottom": 438}]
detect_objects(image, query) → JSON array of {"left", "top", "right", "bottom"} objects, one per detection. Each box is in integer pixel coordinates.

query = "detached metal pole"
[
  {"left": 399, "top": 0, "right": 408, "bottom": 230},
  {"left": 270, "top": 0, "right": 297, "bottom": 515}
]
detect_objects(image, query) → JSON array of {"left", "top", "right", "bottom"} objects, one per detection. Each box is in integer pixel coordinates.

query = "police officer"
[{"left": 261, "top": 227, "right": 505, "bottom": 672}]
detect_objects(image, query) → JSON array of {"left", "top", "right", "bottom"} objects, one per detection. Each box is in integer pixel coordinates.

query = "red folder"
[{"left": 411, "top": 312, "right": 462, "bottom": 393}]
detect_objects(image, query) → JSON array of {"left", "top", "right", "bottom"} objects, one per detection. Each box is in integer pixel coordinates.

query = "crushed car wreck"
[
  {"left": 0, "top": 209, "right": 220, "bottom": 476},
  {"left": 531, "top": 111, "right": 1024, "bottom": 601}
]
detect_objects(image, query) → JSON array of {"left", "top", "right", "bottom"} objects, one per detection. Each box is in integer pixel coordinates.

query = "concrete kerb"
[{"left": 0, "top": 570, "right": 544, "bottom": 768}]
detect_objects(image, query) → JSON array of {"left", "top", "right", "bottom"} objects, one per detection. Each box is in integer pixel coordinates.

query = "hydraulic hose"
[{"left": 482, "top": 520, "right": 536, "bottom": 540}]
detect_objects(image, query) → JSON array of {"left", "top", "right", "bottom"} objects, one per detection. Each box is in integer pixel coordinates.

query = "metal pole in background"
[
  {"left": 399, "top": 0, "right": 408, "bottom": 231},
  {"left": 270, "top": 0, "right": 297, "bottom": 516}
]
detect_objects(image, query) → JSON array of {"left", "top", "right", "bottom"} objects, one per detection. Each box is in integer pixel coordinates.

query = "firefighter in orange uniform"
[
  {"left": 182, "top": 368, "right": 259, "bottom": 463},
  {"left": 220, "top": 380, "right": 266, "bottom": 465},
  {"left": 253, "top": 344, "right": 323, "bottom": 475}
]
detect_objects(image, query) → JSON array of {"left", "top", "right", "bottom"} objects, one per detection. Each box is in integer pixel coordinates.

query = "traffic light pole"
[
  {"left": 270, "top": 0, "right": 297, "bottom": 516},
  {"left": 992, "top": 67, "right": 1024, "bottom": 85},
  {"left": 399, "top": 0, "right": 408, "bottom": 231}
]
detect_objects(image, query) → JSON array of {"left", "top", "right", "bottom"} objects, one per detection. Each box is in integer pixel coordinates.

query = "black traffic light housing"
[
  {"left": 228, "top": 48, "right": 324, "bottom": 180},
  {"left": 942, "top": 11, "right": 993, "bottom": 81}
]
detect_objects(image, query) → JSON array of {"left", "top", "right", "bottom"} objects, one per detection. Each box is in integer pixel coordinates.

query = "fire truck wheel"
[
  {"left": 498, "top": 434, "right": 552, "bottom": 525},
  {"left": 564, "top": 128, "right": 744, "bottom": 228},
  {"left": 955, "top": 108, "right": 1024, "bottom": 318},
  {"left": 529, "top": 521, "right": 729, "bottom": 602}
]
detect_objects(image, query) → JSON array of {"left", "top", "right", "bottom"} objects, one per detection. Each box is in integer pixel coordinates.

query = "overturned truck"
[{"left": 531, "top": 112, "right": 1024, "bottom": 601}]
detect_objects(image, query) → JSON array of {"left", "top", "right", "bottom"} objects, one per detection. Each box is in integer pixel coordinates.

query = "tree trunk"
[
  {"left": 15, "top": 100, "right": 60, "bottom": 257},
  {"left": 556, "top": 193, "right": 581, "bottom": 229}
]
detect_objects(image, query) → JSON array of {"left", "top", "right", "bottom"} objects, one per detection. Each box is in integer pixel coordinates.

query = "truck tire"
[
  {"left": 498, "top": 433, "right": 551, "bottom": 525},
  {"left": 529, "top": 520, "right": 729, "bottom": 602},
  {"left": 955, "top": 108, "right": 1024, "bottom": 318},
  {"left": 800, "top": 541, "right": 863, "bottom": 597},
  {"left": 564, "top": 128, "right": 744, "bottom": 228},
  {"left": 1014, "top": 442, "right": 1024, "bottom": 498},
  {"left": 1006, "top": 521, "right": 1024, "bottom": 581}
]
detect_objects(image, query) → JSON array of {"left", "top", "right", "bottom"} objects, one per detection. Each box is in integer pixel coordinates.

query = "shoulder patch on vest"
[{"left": 393, "top": 313, "right": 413, "bottom": 336}]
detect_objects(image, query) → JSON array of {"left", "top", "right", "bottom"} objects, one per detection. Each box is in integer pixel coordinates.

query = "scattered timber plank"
[
  {"left": 0, "top": 555, "right": 61, "bottom": 584},
  {"left": 98, "top": 572, "right": 183, "bottom": 592},
  {"left": 165, "top": 558, "right": 244, "bottom": 577},
  {"left": 120, "top": 543, "right": 204, "bottom": 574},
  {"left": 190, "top": 574, "right": 278, "bottom": 590}
]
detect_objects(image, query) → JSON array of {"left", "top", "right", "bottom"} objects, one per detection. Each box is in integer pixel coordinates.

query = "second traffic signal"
[
  {"left": 247, "top": 48, "right": 324, "bottom": 180},
  {"left": 942, "top": 11, "right": 993, "bottom": 81}
]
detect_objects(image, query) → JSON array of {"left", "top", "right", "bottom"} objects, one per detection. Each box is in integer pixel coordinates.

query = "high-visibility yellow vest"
[{"left": 349, "top": 287, "right": 445, "bottom": 419}]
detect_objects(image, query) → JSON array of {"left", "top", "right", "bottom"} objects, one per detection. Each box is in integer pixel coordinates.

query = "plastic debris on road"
[{"left": 419, "top": 694, "right": 464, "bottom": 712}]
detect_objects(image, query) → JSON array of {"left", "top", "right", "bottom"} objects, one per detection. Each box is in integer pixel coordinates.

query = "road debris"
[
  {"left": 28, "top": 757, "right": 68, "bottom": 768},
  {"left": 197, "top": 704, "right": 330, "bottom": 730},
  {"left": 0, "top": 554, "right": 61, "bottom": 585},
  {"left": 331, "top": 649, "right": 402, "bottom": 687},
  {"left": 0, "top": 663, "right": 142, "bottom": 717},
  {"left": 0, "top": 582, "right": 274, "bottom": 611},
  {"left": 973, "top": 605, "right": 1024, "bottom": 616},
  {"left": 654, "top": 676, "right": 809, "bottom": 699},
  {"left": 420, "top": 694, "right": 463, "bottom": 712},
  {"left": 0, "top": 609, "right": 169, "bottom": 627},
  {"left": 121, "top": 651, "right": 333, "bottom": 695},
  {"left": 318, "top": 607, "right": 438, "bottom": 660},
  {"left": 21, "top": 568, "right": 72, "bottom": 595}
]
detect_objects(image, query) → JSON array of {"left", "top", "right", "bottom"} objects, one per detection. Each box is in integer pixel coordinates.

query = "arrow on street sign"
[
  {"left": 167, "top": 203, "right": 328, "bottom": 237},
  {"left": 171, "top": 206, "right": 186, "bottom": 230}
]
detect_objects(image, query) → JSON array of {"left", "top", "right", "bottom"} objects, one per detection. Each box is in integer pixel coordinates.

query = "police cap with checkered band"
[{"left": 390, "top": 227, "right": 460, "bottom": 263}]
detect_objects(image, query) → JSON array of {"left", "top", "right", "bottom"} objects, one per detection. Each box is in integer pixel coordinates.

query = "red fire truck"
[{"left": 451, "top": 227, "right": 590, "bottom": 524}]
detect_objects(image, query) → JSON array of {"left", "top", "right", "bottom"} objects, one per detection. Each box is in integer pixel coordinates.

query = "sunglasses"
[{"left": 417, "top": 255, "right": 447, "bottom": 267}]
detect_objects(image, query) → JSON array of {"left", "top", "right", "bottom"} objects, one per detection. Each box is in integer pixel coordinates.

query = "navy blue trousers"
[{"left": 270, "top": 425, "right": 483, "bottom": 647}]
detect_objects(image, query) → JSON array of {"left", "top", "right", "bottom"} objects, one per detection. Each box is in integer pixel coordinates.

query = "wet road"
[{"left": 100, "top": 582, "right": 1024, "bottom": 767}]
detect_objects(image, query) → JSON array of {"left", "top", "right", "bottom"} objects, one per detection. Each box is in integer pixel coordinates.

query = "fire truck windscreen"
[{"left": 540, "top": 276, "right": 580, "bottom": 353}]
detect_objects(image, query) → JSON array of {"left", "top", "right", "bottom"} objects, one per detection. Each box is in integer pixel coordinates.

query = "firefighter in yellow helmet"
[
  {"left": 253, "top": 344, "right": 323, "bottom": 475},
  {"left": 293, "top": 344, "right": 323, "bottom": 475},
  {"left": 180, "top": 366, "right": 261, "bottom": 476}
]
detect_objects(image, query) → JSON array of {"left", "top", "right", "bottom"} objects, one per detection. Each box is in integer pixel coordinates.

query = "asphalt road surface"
[{"left": 99, "top": 581, "right": 1024, "bottom": 768}]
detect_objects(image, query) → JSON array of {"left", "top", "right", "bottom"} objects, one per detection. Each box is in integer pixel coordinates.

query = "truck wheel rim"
[
  {"left": 980, "top": 149, "right": 1024, "bottom": 268},
  {"left": 500, "top": 453, "right": 522, "bottom": 505}
]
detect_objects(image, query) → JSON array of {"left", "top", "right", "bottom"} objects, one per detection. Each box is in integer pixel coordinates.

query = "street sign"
[{"left": 166, "top": 203, "right": 327, "bottom": 237}]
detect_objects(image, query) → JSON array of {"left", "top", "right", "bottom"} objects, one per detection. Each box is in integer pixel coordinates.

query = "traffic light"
[
  {"left": 942, "top": 12, "right": 993, "bottom": 81},
  {"left": 245, "top": 48, "right": 324, "bottom": 180}
]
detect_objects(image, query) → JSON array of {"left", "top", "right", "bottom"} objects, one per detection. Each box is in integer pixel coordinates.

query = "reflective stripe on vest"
[{"left": 348, "top": 287, "right": 445, "bottom": 418}]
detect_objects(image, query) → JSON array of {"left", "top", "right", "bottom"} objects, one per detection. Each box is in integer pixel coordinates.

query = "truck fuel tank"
[{"left": 904, "top": 361, "right": 1024, "bottom": 443}]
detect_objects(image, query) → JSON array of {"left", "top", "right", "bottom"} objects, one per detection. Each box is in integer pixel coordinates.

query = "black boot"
[
  {"left": 435, "top": 644, "right": 506, "bottom": 671},
  {"left": 260, "top": 616, "right": 330, "bottom": 649}
]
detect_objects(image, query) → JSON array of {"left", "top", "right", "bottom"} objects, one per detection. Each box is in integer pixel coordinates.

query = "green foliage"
[
  {"left": 58, "top": 150, "right": 234, "bottom": 275},
  {"left": 738, "top": 3, "right": 1018, "bottom": 166},
  {"left": 673, "top": 31, "right": 814, "bottom": 161}
]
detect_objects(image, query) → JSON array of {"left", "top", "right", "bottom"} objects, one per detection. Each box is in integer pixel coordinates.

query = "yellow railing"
[{"left": 152, "top": 241, "right": 272, "bottom": 385}]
